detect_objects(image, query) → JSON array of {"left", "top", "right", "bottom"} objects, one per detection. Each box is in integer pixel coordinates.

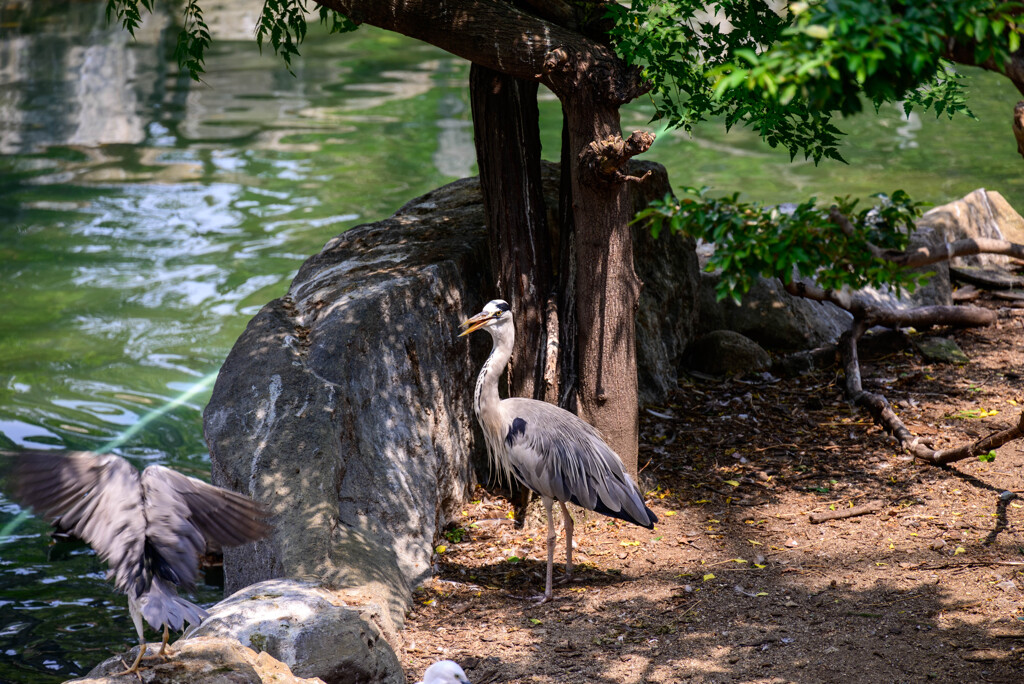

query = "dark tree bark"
[
  {"left": 318, "top": 0, "right": 654, "bottom": 473},
  {"left": 469, "top": 64, "right": 552, "bottom": 402}
]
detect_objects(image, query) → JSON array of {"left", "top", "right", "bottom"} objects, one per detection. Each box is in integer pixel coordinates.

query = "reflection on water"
[
  {"left": 2, "top": 1, "right": 1023, "bottom": 681},
  {"left": 0, "top": 2, "right": 476, "bottom": 681}
]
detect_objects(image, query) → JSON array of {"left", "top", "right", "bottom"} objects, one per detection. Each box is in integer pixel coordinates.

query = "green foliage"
[
  {"left": 105, "top": 0, "right": 359, "bottom": 79},
  {"left": 256, "top": 0, "right": 309, "bottom": 74},
  {"left": 978, "top": 450, "right": 997, "bottom": 462},
  {"left": 106, "top": 0, "right": 154, "bottom": 35},
  {"left": 255, "top": 0, "right": 359, "bottom": 74},
  {"left": 176, "top": 0, "right": 211, "bottom": 82},
  {"left": 607, "top": 1, "right": 1023, "bottom": 162},
  {"left": 634, "top": 188, "right": 930, "bottom": 303}
]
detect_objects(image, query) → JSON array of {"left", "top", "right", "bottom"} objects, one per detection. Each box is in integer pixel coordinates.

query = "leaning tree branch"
[{"left": 315, "top": 0, "right": 649, "bottom": 104}]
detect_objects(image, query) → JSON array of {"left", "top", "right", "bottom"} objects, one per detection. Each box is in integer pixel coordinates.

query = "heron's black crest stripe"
[
  {"left": 504, "top": 417, "right": 527, "bottom": 447},
  {"left": 495, "top": 301, "right": 510, "bottom": 312}
]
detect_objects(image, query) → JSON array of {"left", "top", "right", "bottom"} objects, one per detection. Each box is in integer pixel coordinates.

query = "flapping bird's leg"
[
  {"left": 157, "top": 625, "right": 171, "bottom": 659},
  {"left": 120, "top": 598, "right": 148, "bottom": 675},
  {"left": 557, "top": 501, "right": 574, "bottom": 584}
]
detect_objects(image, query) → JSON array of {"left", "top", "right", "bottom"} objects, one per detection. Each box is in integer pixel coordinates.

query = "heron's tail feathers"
[
  {"left": 585, "top": 496, "right": 658, "bottom": 529},
  {"left": 138, "top": 577, "right": 208, "bottom": 632}
]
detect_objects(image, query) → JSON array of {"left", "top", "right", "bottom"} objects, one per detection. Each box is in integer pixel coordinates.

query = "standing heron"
[
  {"left": 460, "top": 299, "right": 657, "bottom": 602},
  {"left": 5, "top": 449, "right": 271, "bottom": 674}
]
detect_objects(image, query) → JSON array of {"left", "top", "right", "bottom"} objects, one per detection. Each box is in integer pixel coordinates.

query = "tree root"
[
  {"left": 837, "top": 310, "right": 1024, "bottom": 466},
  {"left": 784, "top": 210, "right": 1024, "bottom": 467}
]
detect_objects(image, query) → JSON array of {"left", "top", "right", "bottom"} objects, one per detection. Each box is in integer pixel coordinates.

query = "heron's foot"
[
  {"left": 555, "top": 571, "right": 573, "bottom": 585},
  {"left": 117, "top": 647, "right": 147, "bottom": 677}
]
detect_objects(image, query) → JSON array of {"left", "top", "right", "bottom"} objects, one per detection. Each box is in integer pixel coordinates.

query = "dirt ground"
[{"left": 400, "top": 297, "right": 1024, "bottom": 684}]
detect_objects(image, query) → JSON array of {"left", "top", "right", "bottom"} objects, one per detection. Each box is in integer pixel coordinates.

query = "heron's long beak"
[{"left": 458, "top": 311, "right": 492, "bottom": 337}]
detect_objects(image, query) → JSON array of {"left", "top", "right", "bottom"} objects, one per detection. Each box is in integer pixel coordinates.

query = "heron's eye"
[{"left": 493, "top": 311, "right": 502, "bottom": 318}]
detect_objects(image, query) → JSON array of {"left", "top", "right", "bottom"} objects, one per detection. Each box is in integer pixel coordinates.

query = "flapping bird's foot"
[
  {"left": 156, "top": 626, "right": 172, "bottom": 660},
  {"left": 118, "top": 646, "right": 147, "bottom": 677}
]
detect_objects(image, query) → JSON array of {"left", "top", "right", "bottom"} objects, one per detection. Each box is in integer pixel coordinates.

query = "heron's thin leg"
[
  {"left": 157, "top": 625, "right": 170, "bottom": 658},
  {"left": 540, "top": 496, "right": 555, "bottom": 604},
  {"left": 121, "top": 597, "right": 147, "bottom": 675},
  {"left": 559, "top": 501, "right": 574, "bottom": 581}
]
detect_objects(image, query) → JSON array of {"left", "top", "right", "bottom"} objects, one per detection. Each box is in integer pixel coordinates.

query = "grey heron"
[
  {"left": 460, "top": 299, "right": 657, "bottom": 602},
  {"left": 5, "top": 449, "right": 270, "bottom": 674},
  {"left": 417, "top": 659, "right": 471, "bottom": 684}
]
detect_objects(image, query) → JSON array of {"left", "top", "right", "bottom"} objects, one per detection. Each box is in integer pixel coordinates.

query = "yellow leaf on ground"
[{"left": 703, "top": 573, "right": 715, "bottom": 581}]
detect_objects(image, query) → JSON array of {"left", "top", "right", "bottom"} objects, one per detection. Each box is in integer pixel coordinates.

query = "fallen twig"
[{"left": 809, "top": 500, "right": 882, "bottom": 524}]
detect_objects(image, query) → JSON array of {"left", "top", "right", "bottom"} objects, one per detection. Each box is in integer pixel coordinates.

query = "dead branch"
[
  {"left": 808, "top": 500, "right": 882, "bottom": 524},
  {"left": 838, "top": 321, "right": 1024, "bottom": 465},
  {"left": 914, "top": 412, "right": 1024, "bottom": 465}
]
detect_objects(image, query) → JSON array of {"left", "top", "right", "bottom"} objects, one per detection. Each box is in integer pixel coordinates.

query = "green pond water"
[{"left": 0, "top": 2, "right": 1022, "bottom": 682}]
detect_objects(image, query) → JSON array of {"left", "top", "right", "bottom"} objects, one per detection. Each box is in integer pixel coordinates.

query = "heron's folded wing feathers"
[{"left": 503, "top": 399, "right": 657, "bottom": 528}]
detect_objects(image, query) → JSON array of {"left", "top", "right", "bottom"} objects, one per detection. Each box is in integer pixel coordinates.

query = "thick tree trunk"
[
  {"left": 318, "top": 0, "right": 653, "bottom": 474},
  {"left": 557, "top": 111, "right": 578, "bottom": 413},
  {"left": 564, "top": 95, "right": 645, "bottom": 474},
  {"left": 469, "top": 64, "right": 552, "bottom": 401}
]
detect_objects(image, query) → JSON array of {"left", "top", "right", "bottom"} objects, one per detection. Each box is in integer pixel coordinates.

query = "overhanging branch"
[{"left": 314, "top": 0, "right": 648, "bottom": 103}]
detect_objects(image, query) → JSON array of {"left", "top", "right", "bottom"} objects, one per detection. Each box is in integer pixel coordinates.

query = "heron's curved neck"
[{"left": 474, "top": 322, "right": 514, "bottom": 425}]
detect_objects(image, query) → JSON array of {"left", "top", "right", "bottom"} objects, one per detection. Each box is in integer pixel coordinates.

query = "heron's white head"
[
  {"left": 458, "top": 299, "right": 511, "bottom": 337},
  {"left": 417, "top": 659, "right": 471, "bottom": 684}
]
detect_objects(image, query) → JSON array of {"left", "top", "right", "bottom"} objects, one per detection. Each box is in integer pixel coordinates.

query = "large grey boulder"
[
  {"left": 697, "top": 269, "right": 852, "bottom": 351},
  {"left": 67, "top": 637, "right": 325, "bottom": 684},
  {"left": 203, "top": 162, "right": 699, "bottom": 682},
  {"left": 205, "top": 176, "right": 488, "bottom": 631},
  {"left": 190, "top": 579, "right": 402, "bottom": 684},
  {"left": 686, "top": 330, "right": 771, "bottom": 376}
]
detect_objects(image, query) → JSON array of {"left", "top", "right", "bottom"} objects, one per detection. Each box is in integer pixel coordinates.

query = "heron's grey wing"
[
  {"left": 140, "top": 465, "right": 270, "bottom": 588},
  {"left": 10, "top": 450, "right": 147, "bottom": 593},
  {"left": 502, "top": 399, "right": 657, "bottom": 528}
]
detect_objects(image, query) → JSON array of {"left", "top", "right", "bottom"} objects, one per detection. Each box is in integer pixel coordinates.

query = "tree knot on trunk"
[{"left": 580, "top": 131, "right": 655, "bottom": 185}]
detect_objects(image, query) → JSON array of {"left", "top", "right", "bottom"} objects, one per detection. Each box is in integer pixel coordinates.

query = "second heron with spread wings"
[
  {"left": 460, "top": 299, "right": 657, "bottom": 602},
  {"left": 7, "top": 450, "right": 270, "bottom": 674}
]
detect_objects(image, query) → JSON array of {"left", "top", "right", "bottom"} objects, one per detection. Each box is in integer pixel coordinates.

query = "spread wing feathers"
[
  {"left": 139, "top": 465, "right": 270, "bottom": 589},
  {"left": 138, "top": 577, "right": 208, "bottom": 632},
  {"left": 12, "top": 450, "right": 147, "bottom": 593},
  {"left": 10, "top": 451, "right": 271, "bottom": 600},
  {"left": 501, "top": 399, "right": 657, "bottom": 528}
]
